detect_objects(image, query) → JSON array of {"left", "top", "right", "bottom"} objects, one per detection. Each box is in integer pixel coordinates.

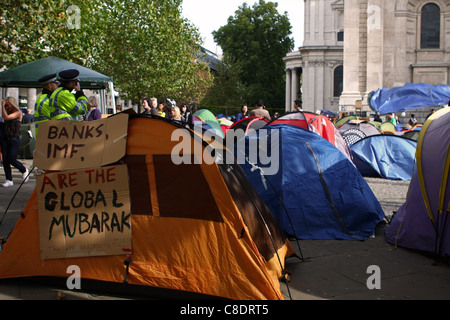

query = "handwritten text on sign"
[
  {"left": 37, "top": 165, "right": 132, "bottom": 260},
  {"left": 34, "top": 114, "right": 128, "bottom": 171}
]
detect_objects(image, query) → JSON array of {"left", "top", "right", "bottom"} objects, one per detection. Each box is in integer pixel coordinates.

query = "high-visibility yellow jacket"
[
  {"left": 34, "top": 88, "right": 52, "bottom": 126},
  {"left": 48, "top": 86, "right": 87, "bottom": 121}
]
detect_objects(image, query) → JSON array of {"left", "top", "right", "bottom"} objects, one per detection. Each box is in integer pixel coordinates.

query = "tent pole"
[
  {"left": 99, "top": 89, "right": 106, "bottom": 114},
  {"left": 109, "top": 82, "right": 116, "bottom": 114}
]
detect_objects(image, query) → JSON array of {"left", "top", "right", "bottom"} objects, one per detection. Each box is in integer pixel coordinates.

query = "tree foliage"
[
  {"left": 0, "top": 0, "right": 98, "bottom": 67},
  {"left": 212, "top": 0, "right": 293, "bottom": 107},
  {"left": 0, "top": 0, "right": 212, "bottom": 105},
  {"left": 201, "top": 55, "right": 246, "bottom": 107},
  {"left": 92, "top": 0, "right": 212, "bottom": 105}
]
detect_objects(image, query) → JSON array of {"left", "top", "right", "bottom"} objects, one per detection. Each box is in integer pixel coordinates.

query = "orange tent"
[{"left": 0, "top": 115, "right": 294, "bottom": 300}]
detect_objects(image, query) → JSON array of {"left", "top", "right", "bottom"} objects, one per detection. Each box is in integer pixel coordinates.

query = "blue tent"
[
  {"left": 350, "top": 135, "right": 417, "bottom": 181},
  {"left": 235, "top": 125, "right": 385, "bottom": 240},
  {"left": 369, "top": 83, "right": 450, "bottom": 115}
]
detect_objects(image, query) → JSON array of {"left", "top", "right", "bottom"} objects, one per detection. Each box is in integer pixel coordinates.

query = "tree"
[
  {"left": 201, "top": 55, "right": 246, "bottom": 107},
  {"left": 0, "top": 0, "right": 100, "bottom": 68},
  {"left": 212, "top": 0, "right": 293, "bottom": 108},
  {"left": 92, "top": 0, "right": 212, "bottom": 108},
  {"left": 0, "top": 0, "right": 212, "bottom": 108}
]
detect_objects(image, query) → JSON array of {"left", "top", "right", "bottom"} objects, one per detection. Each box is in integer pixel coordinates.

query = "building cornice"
[{"left": 300, "top": 45, "right": 344, "bottom": 51}]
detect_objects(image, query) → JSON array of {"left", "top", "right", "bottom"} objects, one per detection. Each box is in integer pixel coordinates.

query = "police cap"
[
  {"left": 58, "top": 69, "right": 80, "bottom": 82},
  {"left": 38, "top": 74, "right": 58, "bottom": 85}
]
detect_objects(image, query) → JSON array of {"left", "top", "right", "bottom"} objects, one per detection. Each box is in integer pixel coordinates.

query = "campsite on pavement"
[
  {"left": 1, "top": 161, "right": 449, "bottom": 300},
  {"left": 0, "top": 108, "right": 449, "bottom": 300}
]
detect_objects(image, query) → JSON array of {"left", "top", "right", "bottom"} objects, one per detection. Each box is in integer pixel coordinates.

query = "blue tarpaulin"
[
  {"left": 350, "top": 135, "right": 417, "bottom": 181},
  {"left": 235, "top": 125, "right": 385, "bottom": 240},
  {"left": 369, "top": 83, "right": 450, "bottom": 115}
]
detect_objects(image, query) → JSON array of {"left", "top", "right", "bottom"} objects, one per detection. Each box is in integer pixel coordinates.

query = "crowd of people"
[
  {"left": 141, "top": 97, "right": 195, "bottom": 123},
  {"left": 139, "top": 97, "right": 285, "bottom": 126}
]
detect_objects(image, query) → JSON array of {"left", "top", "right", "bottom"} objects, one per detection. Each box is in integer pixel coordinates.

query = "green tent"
[
  {"left": 380, "top": 121, "right": 397, "bottom": 133},
  {"left": 335, "top": 115, "right": 361, "bottom": 128},
  {"left": 0, "top": 56, "right": 112, "bottom": 89}
]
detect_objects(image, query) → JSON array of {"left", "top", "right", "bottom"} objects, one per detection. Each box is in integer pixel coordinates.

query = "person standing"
[
  {"left": 22, "top": 109, "right": 34, "bottom": 124},
  {"left": 171, "top": 106, "right": 184, "bottom": 122},
  {"left": 180, "top": 103, "right": 190, "bottom": 121},
  {"left": 86, "top": 96, "right": 102, "bottom": 121},
  {"left": 48, "top": 69, "right": 87, "bottom": 121},
  {"left": 157, "top": 101, "right": 166, "bottom": 118},
  {"left": 389, "top": 113, "right": 397, "bottom": 126},
  {"left": 408, "top": 114, "right": 418, "bottom": 127},
  {"left": 1, "top": 97, "right": 29, "bottom": 187},
  {"left": 250, "top": 99, "right": 271, "bottom": 120},
  {"left": 34, "top": 73, "right": 60, "bottom": 135},
  {"left": 142, "top": 98, "right": 158, "bottom": 116},
  {"left": 293, "top": 99, "right": 302, "bottom": 112},
  {"left": 236, "top": 104, "right": 249, "bottom": 121},
  {"left": 426, "top": 109, "right": 436, "bottom": 120}
]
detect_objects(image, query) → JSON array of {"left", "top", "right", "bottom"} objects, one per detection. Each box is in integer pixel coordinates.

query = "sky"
[{"left": 180, "top": 0, "right": 304, "bottom": 55}]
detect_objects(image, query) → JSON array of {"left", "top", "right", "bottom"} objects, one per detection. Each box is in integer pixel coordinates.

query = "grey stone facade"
[{"left": 285, "top": 0, "right": 450, "bottom": 117}]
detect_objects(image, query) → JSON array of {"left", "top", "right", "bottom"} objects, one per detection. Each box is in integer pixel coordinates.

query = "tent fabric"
[
  {"left": 369, "top": 83, "right": 450, "bottom": 115},
  {"left": 228, "top": 116, "right": 269, "bottom": 136},
  {"left": 0, "top": 56, "right": 112, "bottom": 89},
  {"left": 236, "top": 124, "right": 385, "bottom": 240},
  {"left": 194, "top": 109, "right": 218, "bottom": 123},
  {"left": 320, "top": 109, "right": 338, "bottom": 117},
  {"left": 0, "top": 116, "right": 294, "bottom": 300},
  {"left": 401, "top": 130, "right": 421, "bottom": 141},
  {"left": 268, "top": 112, "right": 352, "bottom": 161},
  {"left": 335, "top": 115, "right": 361, "bottom": 128},
  {"left": 350, "top": 134, "right": 417, "bottom": 181},
  {"left": 341, "top": 128, "right": 367, "bottom": 146},
  {"left": 386, "top": 108, "right": 450, "bottom": 257},
  {"left": 193, "top": 109, "right": 224, "bottom": 139},
  {"left": 339, "top": 122, "right": 380, "bottom": 147},
  {"left": 380, "top": 122, "right": 397, "bottom": 133},
  {"left": 268, "top": 111, "right": 338, "bottom": 144},
  {"left": 217, "top": 118, "right": 233, "bottom": 127},
  {"left": 338, "top": 122, "right": 380, "bottom": 137}
]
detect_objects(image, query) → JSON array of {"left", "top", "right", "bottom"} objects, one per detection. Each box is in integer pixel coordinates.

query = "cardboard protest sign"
[
  {"left": 33, "top": 114, "right": 128, "bottom": 171},
  {"left": 37, "top": 165, "right": 132, "bottom": 260}
]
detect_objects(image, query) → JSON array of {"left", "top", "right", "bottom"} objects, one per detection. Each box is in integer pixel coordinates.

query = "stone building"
[{"left": 285, "top": 0, "right": 450, "bottom": 117}]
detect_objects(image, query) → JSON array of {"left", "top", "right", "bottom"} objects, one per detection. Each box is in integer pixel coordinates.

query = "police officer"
[
  {"left": 48, "top": 69, "right": 87, "bottom": 121},
  {"left": 34, "top": 73, "right": 60, "bottom": 136}
]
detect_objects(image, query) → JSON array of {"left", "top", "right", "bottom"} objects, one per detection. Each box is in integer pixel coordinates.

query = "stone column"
[
  {"left": 339, "top": 0, "right": 364, "bottom": 112},
  {"left": 6, "top": 88, "right": 19, "bottom": 102},
  {"left": 316, "top": 62, "right": 325, "bottom": 110},
  {"left": 285, "top": 69, "right": 292, "bottom": 112},
  {"left": 291, "top": 68, "right": 299, "bottom": 111},
  {"left": 366, "top": 0, "right": 383, "bottom": 94},
  {"left": 27, "top": 88, "right": 37, "bottom": 111}
]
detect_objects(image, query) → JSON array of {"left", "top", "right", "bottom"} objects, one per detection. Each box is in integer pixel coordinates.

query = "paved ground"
[{"left": 0, "top": 159, "right": 449, "bottom": 300}]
